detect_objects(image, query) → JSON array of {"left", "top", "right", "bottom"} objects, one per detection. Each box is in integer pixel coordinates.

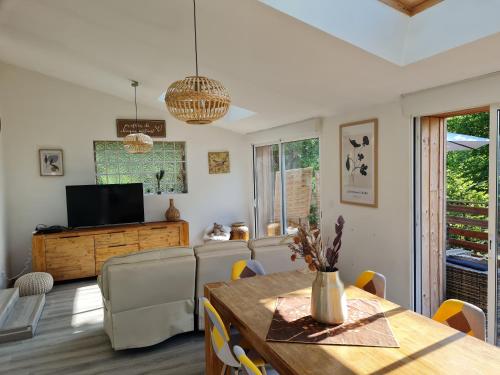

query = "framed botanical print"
[
  {"left": 339, "top": 119, "right": 378, "bottom": 207},
  {"left": 208, "top": 151, "right": 230, "bottom": 174},
  {"left": 39, "top": 149, "right": 64, "bottom": 176}
]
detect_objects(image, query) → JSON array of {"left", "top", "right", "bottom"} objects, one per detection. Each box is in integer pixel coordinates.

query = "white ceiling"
[
  {"left": 262, "top": 0, "right": 500, "bottom": 65},
  {"left": 1, "top": 0, "right": 500, "bottom": 134}
]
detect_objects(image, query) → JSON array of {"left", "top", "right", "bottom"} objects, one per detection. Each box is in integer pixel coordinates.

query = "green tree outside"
[{"left": 446, "top": 113, "right": 489, "bottom": 203}]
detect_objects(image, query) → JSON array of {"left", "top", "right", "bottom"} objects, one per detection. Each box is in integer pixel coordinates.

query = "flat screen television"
[{"left": 66, "top": 183, "right": 144, "bottom": 228}]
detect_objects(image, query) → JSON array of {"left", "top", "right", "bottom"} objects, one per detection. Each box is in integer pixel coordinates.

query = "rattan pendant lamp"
[
  {"left": 123, "top": 81, "right": 153, "bottom": 154},
  {"left": 165, "top": 0, "right": 230, "bottom": 125}
]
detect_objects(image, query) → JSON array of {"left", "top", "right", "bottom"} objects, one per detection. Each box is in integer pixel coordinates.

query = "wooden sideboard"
[{"left": 32, "top": 221, "right": 189, "bottom": 281}]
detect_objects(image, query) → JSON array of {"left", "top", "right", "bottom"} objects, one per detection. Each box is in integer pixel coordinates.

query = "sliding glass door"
[
  {"left": 253, "top": 138, "right": 320, "bottom": 238},
  {"left": 490, "top": 105, "right": 500, "bottom": 345},
  {"left": 254, "top": 144, "right": 281, "bottom": 238}
]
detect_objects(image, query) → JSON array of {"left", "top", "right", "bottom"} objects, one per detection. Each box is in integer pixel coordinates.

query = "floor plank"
[{"left": 0, "top": 281, "right": 205, "bottom": 375}]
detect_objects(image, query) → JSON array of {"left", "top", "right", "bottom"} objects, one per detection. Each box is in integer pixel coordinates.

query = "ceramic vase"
[
  {"left": 165, "top": 198, "right": 180, "bottom": 222},
  {"left": 310, "top": 270, "right": 348, "bottom": 324}
]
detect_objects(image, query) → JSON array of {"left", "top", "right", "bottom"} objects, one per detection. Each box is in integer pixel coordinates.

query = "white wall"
[
  {"left": 0, "top": 62, "right": 251, "bottom": 276},
  {"left": 0, "top": 105, "right": 7, "bottom": 288},
  {"left": 247, "top": 108, "right": 413, "bottom": 307},
  {"left": 321, "top": 102, "right": 413, "bottom": 307},
  {"left": 248, "top": 71, "right": 500, "bottom": 309}
]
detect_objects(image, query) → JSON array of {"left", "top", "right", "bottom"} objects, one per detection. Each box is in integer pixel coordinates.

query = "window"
[
  {"left": 253, "top": 138, "right": 320, "bottom": 238},
  {"left": 94, "top": 141, "right": 187, "bottom": 194}
]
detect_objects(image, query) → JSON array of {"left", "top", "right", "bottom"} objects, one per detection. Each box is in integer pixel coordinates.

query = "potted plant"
[
  {"left": 289, "top": 216, "right": 347, "bottom": 324},
  {"left": 155, "top": 170, "right": 165, "bottom": 195}
]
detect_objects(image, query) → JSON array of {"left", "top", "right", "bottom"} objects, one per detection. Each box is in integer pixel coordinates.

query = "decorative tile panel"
[{"left": 94, "top": 141, "right": 187, "bottom": 194}]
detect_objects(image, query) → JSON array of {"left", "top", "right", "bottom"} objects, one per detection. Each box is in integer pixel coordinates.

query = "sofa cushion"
[
  {"left": 194, "top": 240, "right": 248, "bottom": 255},
  {"left": 248, "top": 235, "right": 292, "bottom": 249},
  {"left": 100, "top": 247, "right": 194, "bottom": 300}
]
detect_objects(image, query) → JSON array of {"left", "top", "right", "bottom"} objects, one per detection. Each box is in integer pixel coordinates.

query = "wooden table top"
[{"left": 209, "top": 270, "right": 500, "bottom": 375}]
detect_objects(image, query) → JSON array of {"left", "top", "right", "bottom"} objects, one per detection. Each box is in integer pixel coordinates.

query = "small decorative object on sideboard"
[
  {"left": 289, "top": 216, "right": 347, "bottom": 324},
  {"left": 203, "top": 222, "right": 231, "bottom": 242},
  {"left": 39, "top": 149, "right": 64, "bottom": 176},
  {"left": 155, "top": 169, "right": 165, "bottom": 194},
  {"left": 230, "top": 222, "right": 249, "bottom": 241},
  {"left": 165, "top": 198, "right": 180, "bottom": 221}
]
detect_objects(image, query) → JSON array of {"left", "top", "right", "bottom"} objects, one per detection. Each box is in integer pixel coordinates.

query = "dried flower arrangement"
[{"left": 289, "top": 216, "right": 345, "bottom": 272}]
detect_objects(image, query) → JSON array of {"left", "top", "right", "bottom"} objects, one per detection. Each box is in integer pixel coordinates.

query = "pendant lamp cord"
[
  {"left": 134, "top": 83, "right": 138, "bottom": 123},
  {"left": 193, "top": 0, "right": 199, "bottom": 77}
]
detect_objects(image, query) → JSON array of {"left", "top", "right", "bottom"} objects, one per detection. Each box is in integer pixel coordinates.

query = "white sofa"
[
  {"left": 249, "top": 236, "right": 305, "bottom": 274},
  {"left": 97, "top": 236, "right": 300, "bottom": 348},
  {"left": 194, "top": 240, "right": 251, "bottom": 329},
  {"left": 97, "top": 247, "right": 196, "bottom": 350}
]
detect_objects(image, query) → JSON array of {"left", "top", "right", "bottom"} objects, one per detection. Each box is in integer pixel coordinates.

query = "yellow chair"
[
  {"left": 355, "top": 270, "right": 386, "bottom": 298},
  {"left": 201, "top": 297, "right": 267, "bottom": 374},
  {"left": 433, "top": 299, "right": 486, "bottom": 341},
  {"left": 231, "top": 259, "right": 266, "bottom": 281},
  {"left": 233, "top": 345, "right": 266, "bottom": 375}
]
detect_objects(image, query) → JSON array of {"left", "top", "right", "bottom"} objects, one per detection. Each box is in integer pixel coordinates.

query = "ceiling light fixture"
[
  {"left": 123, "top": 80, "right": 153, "bottom": 154},
  {"left": 165, "top": 0, "right": 230, "bottom": 125}
]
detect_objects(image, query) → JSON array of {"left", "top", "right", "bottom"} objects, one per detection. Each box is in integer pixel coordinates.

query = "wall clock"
[{"left": 208, "top": 151, "right": 230, "bottom": 174}]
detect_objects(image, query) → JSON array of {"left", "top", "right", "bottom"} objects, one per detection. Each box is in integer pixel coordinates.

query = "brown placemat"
[{"left": 266, "top": 297, "right": 399, "bottom": 348}]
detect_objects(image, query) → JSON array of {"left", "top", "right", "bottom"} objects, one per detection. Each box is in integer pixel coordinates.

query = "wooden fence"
[{"left": 447, "top": 200, "right": 488, "bottom": 254}]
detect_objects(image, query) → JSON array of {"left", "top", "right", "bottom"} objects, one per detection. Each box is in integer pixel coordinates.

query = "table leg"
[{"left": 204, "top": 282, "right": 230, "bottom": 375}]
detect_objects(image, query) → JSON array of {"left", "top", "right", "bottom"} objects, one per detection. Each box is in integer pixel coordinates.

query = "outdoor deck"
[{"left": 446, "top": 200, "right": 499, "bottom": 342}]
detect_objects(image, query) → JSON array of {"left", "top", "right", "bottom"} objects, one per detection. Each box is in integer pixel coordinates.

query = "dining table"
[{"left": 204, "top": 270, "right": 500, "bottom": 375}]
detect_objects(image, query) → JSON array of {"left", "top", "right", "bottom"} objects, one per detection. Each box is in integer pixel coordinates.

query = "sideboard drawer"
[
  {"left": 139, "top": 225, "right": 181, "bottom": 249},
  {"left": 95, "top": 243, "right": 140, "bottom": 274},
  {"left": 45, "top": 236, "right": 95, "bottom": 280},
  {"left": 95, "top": 231, "right": 138, "bottom": 248}
]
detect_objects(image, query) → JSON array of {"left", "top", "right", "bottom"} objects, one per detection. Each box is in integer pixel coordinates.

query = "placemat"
[{"left": 266, "top": 297, "right": 399, "bottom": 348}]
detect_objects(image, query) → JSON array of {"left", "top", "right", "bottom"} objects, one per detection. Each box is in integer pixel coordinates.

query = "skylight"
[
  {"left": 260, "top": 0, "right": 500, "bottom": 65},
  {"left": 158, "top": 92, "right": 256, "bottom": 123}
]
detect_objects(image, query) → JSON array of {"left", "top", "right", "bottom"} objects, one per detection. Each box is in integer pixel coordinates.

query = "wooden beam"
[
  {"left": 447, "top": 216, "right": 488, "bottom": 229},
  {"left": 378, "top": 0, "right": 443, "bottom": 16},
  {"left": 411, "top": 0, "right": 443, "bottom": 16},
  {"left": 447, "top": 227, "right": 488, "bottom": 241},
  {"left": 447, "top": 204, "right": 488, "bottom": 216},
  {"left": 447, "top": 239, "right": 488, "bottom": 253}
]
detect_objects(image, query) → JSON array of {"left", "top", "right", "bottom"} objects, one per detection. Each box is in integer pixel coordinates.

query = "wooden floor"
[{"left": 0, "top": 280, "right": 205, "bottom": 375}]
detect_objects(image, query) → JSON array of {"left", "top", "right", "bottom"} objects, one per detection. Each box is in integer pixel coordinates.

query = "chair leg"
[
  {"left": 260, "top": 365, "right": 267, "bottom": 375},
  {"left": 234, "top": 368, "right": 239, "bottom": 375},
  {"left": 220, "top": 364, "right": 227, "bottom": 375}
]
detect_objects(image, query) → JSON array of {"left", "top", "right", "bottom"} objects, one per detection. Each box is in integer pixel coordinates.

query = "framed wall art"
[
  {"left": 339, "top": 118, "right": 378, "bottom": 207},
  {"left": 208, "top": 151, "right": 230, "bottom": 174},
  {"left": 39, "top": 148, "right": 64, "bottom": 176}
]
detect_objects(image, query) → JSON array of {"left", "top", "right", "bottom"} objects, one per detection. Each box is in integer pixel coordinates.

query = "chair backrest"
[
  {"left": 233, "top": 345, "right": 263, "bottom": 375},
  {"left": 231, "top": 259, "right": 266, "bottom": 280},
  {"left": 432, "top": 299, "right": 486, "bottom": 341},
  {"left": 201, "top": 297, "right": 240, "bottom": 367},
  {"left": 355, "top": 270, "right": 386, "bottom": 298}
]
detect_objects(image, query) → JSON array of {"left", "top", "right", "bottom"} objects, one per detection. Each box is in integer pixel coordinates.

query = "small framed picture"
[
  {"left": 340, "top": 118, "right": 378, "bottom": 207},
  {"left": 208, "top": 151, "right": 230, "bottom": 174},
  {"left": 39, "top": 149, "right": 64, "bottom": 176}
]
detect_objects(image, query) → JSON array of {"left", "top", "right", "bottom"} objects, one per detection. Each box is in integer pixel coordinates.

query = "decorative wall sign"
[
  {"left": 116, "top": 119, "right": 166, "bottom": 138},
  {"left": 340, "top": 118, "right": 378, "bottom": 207},
  {"left": 208, "top": 151, "right": 230, "bottom": 174},
  {"left": 39, "top": 149, "right": 64, "bottom": 176}
]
